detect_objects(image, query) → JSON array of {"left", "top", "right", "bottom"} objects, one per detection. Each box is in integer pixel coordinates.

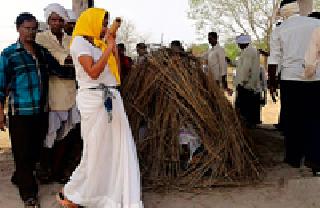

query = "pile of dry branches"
[{"left": 121, "top": 49, "right": 262, "bottom": 190}]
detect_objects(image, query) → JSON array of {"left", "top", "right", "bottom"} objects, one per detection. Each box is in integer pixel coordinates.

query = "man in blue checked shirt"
[{"left": 0, "top": 12, "right": 73, "bottom": 208}]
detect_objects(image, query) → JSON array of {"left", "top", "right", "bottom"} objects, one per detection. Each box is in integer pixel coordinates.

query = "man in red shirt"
[{"left": 117, "top": 43, "right": 133, "bottom": 83}]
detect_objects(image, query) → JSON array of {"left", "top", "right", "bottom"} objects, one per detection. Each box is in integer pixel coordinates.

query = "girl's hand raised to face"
[{"left": 105, "top": 29, "right": 116, "bottom": 49}]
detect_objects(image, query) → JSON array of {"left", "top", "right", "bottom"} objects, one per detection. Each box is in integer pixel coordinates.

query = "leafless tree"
[
  {"left": 188, "top": 0, "right": 281, "bottom": 49},
  {"left": 116, "top": 20, "right": 150, "bottom": 56}
]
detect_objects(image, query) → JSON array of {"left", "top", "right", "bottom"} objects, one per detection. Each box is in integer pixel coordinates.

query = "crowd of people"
[{"left": 1, "top": 0, "right": 320, "bottom": 207}]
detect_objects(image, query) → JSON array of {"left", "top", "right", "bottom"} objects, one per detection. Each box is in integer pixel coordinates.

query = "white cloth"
[
  {"left": 64, "top": 36, "right": 143, "bottom": 208},
  {"left": 67, "top": 9, "right": 76, "bottom": 23},
  {"left": 270, "top": 26, "right": 282, "bottom": 76},
  {"left": 236, "top": 35, "right": 251, "bottom": 44},
  {"left": 304, "top": 27, "right": 320, "bottom": 80},
  {"left": 234, "top": 45, "right": 260, "bottom": 92},
  {"left": 45, "top": 106, "right": 80, "bottom": 148},
  {"left": 203, "top": 44, "right": 227, "bottom": 81},
  {"left": 268, "top": 15, "right": 320, "bottom": 81},
  {"left": 44, "top": 3, "right": 69, "bottom": 22},
  {"left": 179, "top": 128, "right": 201, "bottom": 161}
]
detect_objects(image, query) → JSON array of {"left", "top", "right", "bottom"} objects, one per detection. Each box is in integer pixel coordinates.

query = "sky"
[{"left": 0, "top": 0, "right": 201, "bottom": 51}]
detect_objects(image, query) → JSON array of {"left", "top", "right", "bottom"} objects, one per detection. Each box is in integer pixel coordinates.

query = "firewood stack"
[{"left": 121, "top": 48, "right": 262, "bottom": 190}]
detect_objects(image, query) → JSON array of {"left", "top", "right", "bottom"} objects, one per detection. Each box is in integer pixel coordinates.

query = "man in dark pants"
[
  {"left": 268, "top": 1, "right": 320, "bottom": 174},
  {"left": 234, "top": 34, "right": 261, "bottom": 127},
  {"left": 0, "top": 13, "right": 73, "bottom": 207}
]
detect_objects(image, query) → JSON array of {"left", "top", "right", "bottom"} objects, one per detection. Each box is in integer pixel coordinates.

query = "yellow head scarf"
[{"left": 71, "top": 8, "right": 120, "bottom": 84}]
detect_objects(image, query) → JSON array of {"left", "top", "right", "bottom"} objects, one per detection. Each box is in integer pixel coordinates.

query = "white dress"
[{"left": 64, "top": 36, "right": 143, "bottom": 208}]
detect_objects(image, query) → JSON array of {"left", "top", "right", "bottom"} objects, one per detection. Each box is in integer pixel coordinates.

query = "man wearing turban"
[{"left": 35, "top": 3, "right": 81, "bottom": 184}]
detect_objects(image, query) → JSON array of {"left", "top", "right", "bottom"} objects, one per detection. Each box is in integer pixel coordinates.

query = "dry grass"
[{"left": 121, "top": 49, "right": 262, "bottom": 190}]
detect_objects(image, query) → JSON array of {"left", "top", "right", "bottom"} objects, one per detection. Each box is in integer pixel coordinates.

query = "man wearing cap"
[
  {"left": 234, "top": 34, "right": 261, "bottom": 127},
  {"left": 35, "top": 3, "right": 80, "bottom": 183},
  {"left": 268, "top": 0, "right": 320, "bottom": 173}
]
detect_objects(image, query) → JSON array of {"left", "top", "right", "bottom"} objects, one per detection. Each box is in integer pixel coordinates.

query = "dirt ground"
[{"left": 1, "top": 96, "right": 320, "bottom": 208}]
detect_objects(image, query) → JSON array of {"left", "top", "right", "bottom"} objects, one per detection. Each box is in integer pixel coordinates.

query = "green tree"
[
  {"left": 188, "top": 0, "right": 281, "bottom": 49},
  {"left": 224, "top": 42, "right": 241, "bottom": 62},
  {"left": 189, "top": 0, "right": 320, "bottom": 51},
  {"left": 189, "top": 43, "right": 209, "bottom": 56}
]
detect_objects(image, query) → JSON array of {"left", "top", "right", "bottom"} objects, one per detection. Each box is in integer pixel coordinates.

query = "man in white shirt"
[
  {"left": 234, "top": 34, "right": 261, "bottom": 127},
  {"left": 302, "top": 11, "right": 320, "bottom": 176},
  {"left": 203, "top": 32, "right": 231, "bottom": 94},
  {"left": 268, "top": 1, "right": 320, "bottom": 174}
]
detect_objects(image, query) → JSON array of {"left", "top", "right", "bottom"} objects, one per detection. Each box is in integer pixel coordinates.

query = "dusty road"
[{"left": 1, "top": 96, "right": 320, "bottom": 208}]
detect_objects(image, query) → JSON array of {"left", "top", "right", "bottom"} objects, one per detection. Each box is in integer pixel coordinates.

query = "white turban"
[
  {"left": 44, "top": 3, "right": 69, "bottom": 22},
  {"left": 280, "top": 2, "right": 300, "bottom": 18},
  {"left": 236, "top": 34, "right": 251, "bottom": 44},
  {"left": 67, "top": 9, "right": 77, "bottom": 23}
]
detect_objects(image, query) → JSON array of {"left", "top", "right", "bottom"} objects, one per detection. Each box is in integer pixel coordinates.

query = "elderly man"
[
  {"left": 268, "top": 0, "right": 320, "bottom": 173},
  {"left": 35, "top": 3, "right": 80, "bottom": 183},
  {"left": 234, "top": 34, "right": 261, "bottom": 127},
  {"left": 0, "top": 12, "right": 71, "bottom": 207}
]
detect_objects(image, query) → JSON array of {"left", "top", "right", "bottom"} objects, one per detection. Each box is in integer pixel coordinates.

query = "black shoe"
[
  {"left": 284, "top": 159, "right": 300, "bottom": 168},
  {"left": 11, "top": 172, "right": 18, "bottom": 186},
  {"left": 24, "top": 197, "right": 40, "bottom": 208}
]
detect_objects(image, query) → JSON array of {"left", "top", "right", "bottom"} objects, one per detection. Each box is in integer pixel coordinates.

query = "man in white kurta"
[
  {"left": 203, "top": 32, "right": 230, "bottom": 93},
  {"left": 303, "top": 14, "right": 320, "bottom": 175},
  {"left": 36, "top": 3, "right": 81, "bottom": 183},
  {"left": 268, "top": 1, "right": 320, "bottom": 173},
  {"left": 234, "top": 34, "right": 261, "bottom": 127}
]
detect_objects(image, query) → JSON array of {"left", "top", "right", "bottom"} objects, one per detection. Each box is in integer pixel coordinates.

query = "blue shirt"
[{"left": 0, "top": 41, "right": 69, "bottom": 115}]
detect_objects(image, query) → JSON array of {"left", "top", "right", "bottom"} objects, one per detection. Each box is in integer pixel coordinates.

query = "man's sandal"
[{"left": 56, "top": 190, "right": 79, "bottom": 208}]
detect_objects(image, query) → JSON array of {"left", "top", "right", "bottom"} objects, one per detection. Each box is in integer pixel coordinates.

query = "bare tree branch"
[{"left": 188, "top": 0, "right": 282, "bottom": 49}]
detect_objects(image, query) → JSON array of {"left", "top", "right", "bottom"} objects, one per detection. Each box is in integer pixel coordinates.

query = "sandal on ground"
[
  {"left": 56, "top": 190, "right": 79, "bottom": 208},
  {"left": 24, "top": 197, "right": 40, "bottom": 208}
]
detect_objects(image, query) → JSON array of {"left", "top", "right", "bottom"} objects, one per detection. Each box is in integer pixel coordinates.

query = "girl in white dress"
[{"left": 56, "top": 8, "right": 143, "bottom": 208}]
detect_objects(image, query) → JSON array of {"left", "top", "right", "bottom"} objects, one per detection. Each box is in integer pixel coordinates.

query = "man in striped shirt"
[{"left": 0, "top": 12, "right": 72, "bottom": 207}]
